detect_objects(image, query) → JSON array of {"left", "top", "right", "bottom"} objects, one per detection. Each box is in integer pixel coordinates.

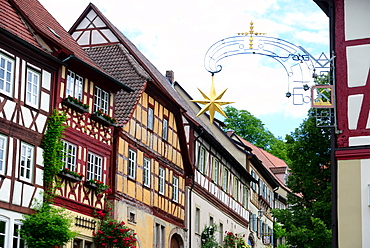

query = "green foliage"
[
  {"left": 41, "top": 109, "right": 67, "bottom": 200},
  {"left": 272, "top": 109, "right": 332, "bottom": 248},
  {"left": 19, "top": 203, "right": 78, "bottom": 248},
  {"left": 224, "top": 106, "right": 290, "bottom": 163},
  {"left": 201, "top": 225, "right": 218, "bottom": 248}
]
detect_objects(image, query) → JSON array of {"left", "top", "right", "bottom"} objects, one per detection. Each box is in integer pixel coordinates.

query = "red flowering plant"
[
  {"left": 94, "top": 202, "right": 137, "bottom": 248},
  {"left": 94, "top": 109, "right": 117, "bottom": 124},
  {"left": 223, "top": 231, "right": 250, "bottom": 248},
  {"left": 61, "top": 167, "right": 84, "bottom": 179}
]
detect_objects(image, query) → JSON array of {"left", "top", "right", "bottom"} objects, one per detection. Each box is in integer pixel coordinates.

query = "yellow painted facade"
[
  {"left": 115, "top": 92, "right": 186, "bottom": 247},
  {"left": 338, "top": 159, "right": 362, "bottom": 248}
]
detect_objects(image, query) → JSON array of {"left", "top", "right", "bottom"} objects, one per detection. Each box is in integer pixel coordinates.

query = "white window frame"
[
  {"left": 0, "top": 53, "right": 14, "bottom": 96},
  {"left": 172, "top": 176, "right": 179, "bottom": 203},
  {"left": 87, "top": 152, "right": 102, "bottom": 181},
  {"left": 223, "top": 168, "right": 229, "bottom": 192},
  {"left": 128, "top": 149, "right": 136, "bottom": 179},
  {"left": 0, "top": 217, "right": 8, "bottom": 248},
  {"left": 159, "top": 167, "right": 165, "bottom": 195},
  {"left": 147, "top": 107, "right": 154, "bottom": 130},
  {"left": 251, "top": 170, "right": 256, "bottom": 191},
  {"left": 0, "top": 134, "right": 7, "bottom": 175},
  {"left": 212, "top": 158, "right": 219, "bottom": 184},
  {"left": 94, "top": 86, "right": 109, "bottom": 114},
  {"left": 162, "top": 118, "right": 168, "bottom": 140},
  {"left": 62, "top": 140, "right": 77, "bottom": 171},
  {"left": 26, "top": 68, "right": 40, "bottom": 108},
  {"left": 195, "top": 207, "right": 200, "bottom": 234},
  {"left": 198, "top": 146, "right": 206, "bottom": 174},
  {"left": 242, "top": 186, "right": 249, "bottom": 209},
  {"left": 143, "top": 157, "right": 150, "bottom": 187},
  {"left": 66, "top": 70, "right": 83, "bottom": 100},
  {"left": 13, "top": 221, "right": 25, "bottom": 248},
  {"left": 234, "top": 177, "right": 239, "bottom": 201},
  {"left": 20, "top": 142, "right": 34, "bottom": 183}
]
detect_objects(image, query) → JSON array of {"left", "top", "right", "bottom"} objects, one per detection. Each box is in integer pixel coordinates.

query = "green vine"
[
  {"left": 40, "top": 109, "right": 67, "bottom": 201},
  {"left": 201, "top": 225, "right": 219, "bottom": 248}
]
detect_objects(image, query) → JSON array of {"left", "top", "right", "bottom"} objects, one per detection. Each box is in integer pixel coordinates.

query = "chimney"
[{"left": 166, "top": 70, "right": 174, "bottom": 84}]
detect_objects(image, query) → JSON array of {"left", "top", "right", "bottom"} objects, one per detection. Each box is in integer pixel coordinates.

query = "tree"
[
  {"left": 271, "top": 109, "right": 332, "bottom": 247},
  {"left": 224, "top": 106, "right": 290, "bottom": 163}
]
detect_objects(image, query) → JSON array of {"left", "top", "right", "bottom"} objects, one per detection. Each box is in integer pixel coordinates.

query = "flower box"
[
  {"left": 62, "top": 97, "right": 89, "bottom": 113},
  {"left": 59, "top": 170, "right": 82, "bottom": 182},
  {"left": 85, "top": 180, "right": 99, "bottom": 189},
  {"left": 91, "top": 113, "right": 116, "bottom": 127}
]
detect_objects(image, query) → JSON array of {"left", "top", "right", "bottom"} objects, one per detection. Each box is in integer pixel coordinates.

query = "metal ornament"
[{"left": 191, "top": 74, "right": 234, "bottom": 124}]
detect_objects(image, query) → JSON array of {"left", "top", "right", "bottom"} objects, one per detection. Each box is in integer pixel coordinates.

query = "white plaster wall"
[
  {"left": 345, "top": 0, "right": 370, "bottom": 41},
  {"left": 190, "top": 190, "right": 251, "bottom": 248},
  {"left": 0, "top": 178, "right": 11, "bottom": 202}
]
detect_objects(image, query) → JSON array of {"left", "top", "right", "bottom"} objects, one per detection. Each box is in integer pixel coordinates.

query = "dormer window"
[
  {"left": 94, "top": 86, "right": 109, "bottom": 114},
  {"left": 66, "top": 70, "right": 83, "bottom": 100}
]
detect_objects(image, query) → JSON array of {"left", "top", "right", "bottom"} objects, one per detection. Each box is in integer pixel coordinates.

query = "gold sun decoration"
[{"left": 191, "top": 75, "right": 234, "bottom": 124}]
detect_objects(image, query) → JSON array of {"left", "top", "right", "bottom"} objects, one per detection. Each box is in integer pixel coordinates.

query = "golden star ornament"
[{"left": 191, "top": 75, "right": 234, "bottom": 124}]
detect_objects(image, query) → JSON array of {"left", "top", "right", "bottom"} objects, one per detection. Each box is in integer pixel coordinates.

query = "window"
[
  {"left": 242, "top": 186, "right": 249, "bottom": 208},
  {"left": 128, "top": 149, "right": 136, "bottom": 179},
  {"left": 159, "top": 167, "right": 165, "bottom": 195},
  {"left": 143, "top": 157, "right": 151, "bottom": 187},
  {"left": 26, "top": 68, "right": 40, "bottom": 107},
  {"left": 172, "top": 176, "right": 179, "bottom": 203},
  {"left": 73, "top": 238, "right": 93, "bottom": 248},
  {"left": 147, "top": 107, "right": 154, "bottom": 130},
  {"left": 20, "top": 142, "right": 34, "bottom": 183},
  {"left": 0, "top": 53, "right": 14, "bottom": 96},
  {"left": 251, "top": 170, "right": 257, "bottom": 191},
  {"left": 195, "top": 208, "right": 200, "bottom": 234},
  {"left": 0, "top": 218, "right": 7, "bottom": 248},
  {"left": 155, "top": 223, "right": 165, "bottom": 248},
  {"left": 223, "top": 168, "right": 229, "bottom": 192},
  {"left": 12, "top": 223, "right": 25, "bottom": 248},
  {"left": 66, "top": 70, "right": 83, "bottom": 100},
  {"left": 209, "top": 216, "right": 214, "bottom": 226},
  {"left": 212, "top": 158, "right": 219, "bottom": 184},
  {"left": 94, "top": 86, "right": 109, "bottom": 114},
  {"left": 62, "top": 141, "right": 77, "bottom": 171},
  {"left": 198, "top": 146, "right": 206, "bottom": 174},
  {"left": 0, "top": 134, "right": 7, "bottom": 175},
  {"left": 87, "top": 152, "right": 102, "bottom": 181},
  {"left": 162, "top": 118, "right": 168, "bottom": 140},
  {"left": 233, "top": 178, "right": 239, "bottom": 201},
  {"left": 219, "top": 222, "right": 223, "bottom": 243}
]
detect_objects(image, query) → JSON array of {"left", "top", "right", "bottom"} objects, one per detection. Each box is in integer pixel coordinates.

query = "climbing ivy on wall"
[{"left": 40, "top": 109, "right": 67, "bottom": 201}]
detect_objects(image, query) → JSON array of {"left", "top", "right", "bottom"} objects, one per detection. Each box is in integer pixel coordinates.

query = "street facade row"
[{"left": 0, "top": 1, "right": 291, "bottom": 247}]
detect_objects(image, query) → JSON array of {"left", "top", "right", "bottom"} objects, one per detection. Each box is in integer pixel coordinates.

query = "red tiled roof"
[
  {"left": 85, "top": 44, "right": 150, "bottom": 125},
  {"left": 0, "top": 0, "right": 42, "bottom": 49}
]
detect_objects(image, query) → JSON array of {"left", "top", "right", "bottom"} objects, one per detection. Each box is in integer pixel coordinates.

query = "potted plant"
[
  {"left": 59, "top": 167, "right": 84, "bottom": 182},
  {"left": 62, "top": 95, "right": 89, "bottom": 113},
  {"left": 85, "top": 179, "right": 110, "bottom": 194},
  {"left": 91, "top": 109, "right": 117, "bottom": 126}
]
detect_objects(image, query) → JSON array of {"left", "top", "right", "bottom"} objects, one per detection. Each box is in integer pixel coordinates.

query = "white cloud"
[{"left": 39, "top": 0, "right": 328, "bottom": 136}]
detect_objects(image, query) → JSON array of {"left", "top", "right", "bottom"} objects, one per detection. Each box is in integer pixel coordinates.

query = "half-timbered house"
[
  {"left": 315, "top": 0, "right": 370, "bottom": 247},
  {"left": 69, "top": 4, "right": 193, "bottom": 248},
  {"left": 173, "top": 81, "right": 262, "bottom": 247},
  {"left": 0, "top": 0, "right": 133, "bottom": 247}
]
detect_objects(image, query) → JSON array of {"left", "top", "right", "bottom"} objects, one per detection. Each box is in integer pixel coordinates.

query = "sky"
[{"left": 39, "top": 0, "right": 329, "bottom": 138}]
